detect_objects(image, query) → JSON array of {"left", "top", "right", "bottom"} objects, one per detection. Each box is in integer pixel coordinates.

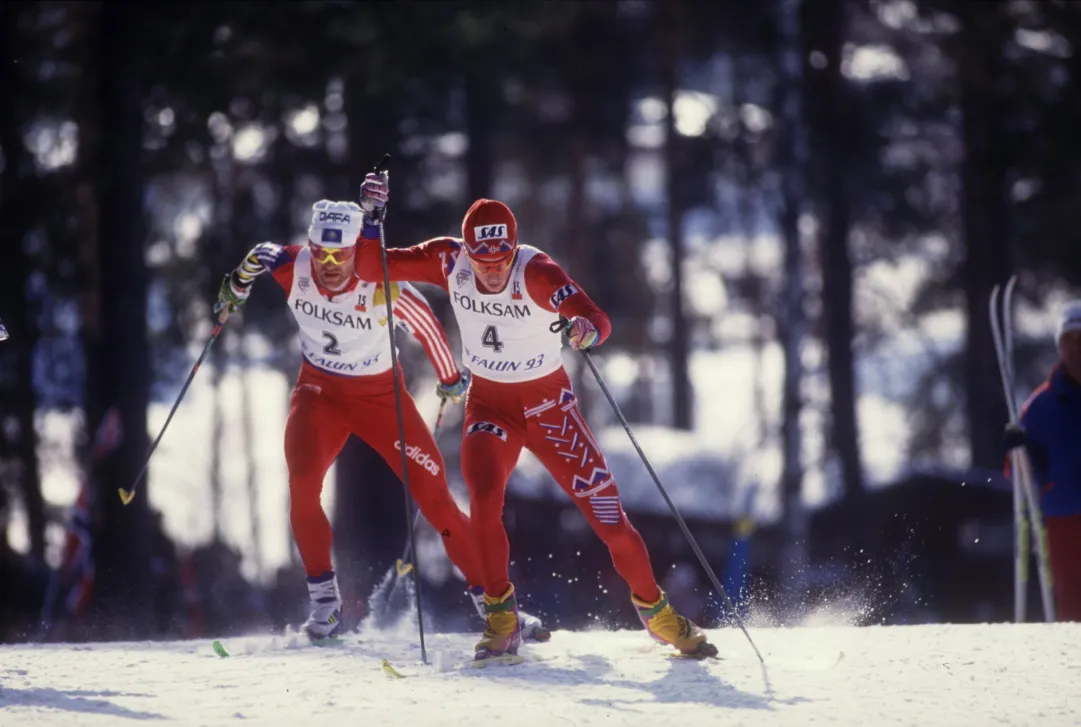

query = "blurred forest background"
[{"left": 3, "top": 0, "right": 1081, "bottom": 643}]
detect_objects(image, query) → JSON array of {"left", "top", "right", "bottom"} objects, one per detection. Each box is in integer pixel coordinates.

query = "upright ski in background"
[{"left": 989, "top": 275, "right": 1055, "bottom": 622}]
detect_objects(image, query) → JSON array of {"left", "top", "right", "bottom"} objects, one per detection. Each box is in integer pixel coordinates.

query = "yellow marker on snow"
[{"left": 381, "top": 659, "right": 405, "bottom": 678}]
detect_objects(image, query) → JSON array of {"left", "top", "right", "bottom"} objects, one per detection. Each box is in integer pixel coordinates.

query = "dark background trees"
[{"left": 3, "top": 0, "right": 1079, "bottom": 641}]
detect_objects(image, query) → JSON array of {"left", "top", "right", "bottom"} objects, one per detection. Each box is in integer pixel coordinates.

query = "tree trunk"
[
  {"left": 233, "top": 182, "right": 263, "bottom": 578},
  {"left": 732, "top": 54, "right": 770, "bottom": 448},
  {"left": 209, "top": 344, "right": 224, "bottom": 544},
  {"left": 206, "top": 143, "right": 235, "bottom": 549},
  {"left": 464, "top": 69, "right": 495, "bottom": 202},
  {"left": 957, "top": 6, "right": 1012, "bottom": 468},
  {"left": 774, "top": 0, "right": 810, "bottom": 584},
  {"left": 660, "top": 0, "right": 693, "bottom": 430},
  {"left": 85, "top": 1, "right": 153, "bottom": 639},
  {"left": 801, "top": 0, "right": 863, "bottom": 504},
  {"left": 566, "top": 132, "right": 593, "bottom": 415},
  {"left": 0, "top": 2, "right": 45, "bottom": 564}
]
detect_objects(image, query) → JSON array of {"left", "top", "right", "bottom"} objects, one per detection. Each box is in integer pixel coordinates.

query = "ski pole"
[
  {"left": 370, "top": 153, "right": 427, "bottom": 664},
  {"left": 551, "top": 316, "right": 765, "bottom": 664},
  {"left": 119, "top": 323, "right": 223, "bottom": 505}
]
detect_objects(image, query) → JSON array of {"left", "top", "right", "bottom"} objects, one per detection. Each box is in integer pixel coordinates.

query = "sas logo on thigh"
[{"left": 467, "top": 421, "right": 508, "bottom": 442}]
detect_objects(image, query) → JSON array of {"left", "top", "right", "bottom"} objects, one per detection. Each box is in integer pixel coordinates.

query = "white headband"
[{"left": 308, "top": 200, "right": 362, "bottom": 248}]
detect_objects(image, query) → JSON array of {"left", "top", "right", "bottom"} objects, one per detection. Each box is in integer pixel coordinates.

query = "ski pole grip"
[
  {"left": 368, "top": 154, "right": 391, "bottom": 224},
  {"left": 550, "top": 316, "right": 571, "bottom": 334}
]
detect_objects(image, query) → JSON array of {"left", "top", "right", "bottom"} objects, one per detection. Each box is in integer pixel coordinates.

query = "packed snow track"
[{"left": 1, "top": 623, "right": 1078, "bottom": 726}]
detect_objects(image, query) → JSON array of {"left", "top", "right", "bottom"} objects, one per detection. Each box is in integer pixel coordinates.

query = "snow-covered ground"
[{"left": 2, "top": 622, "right": 1079, "bottom": 726}]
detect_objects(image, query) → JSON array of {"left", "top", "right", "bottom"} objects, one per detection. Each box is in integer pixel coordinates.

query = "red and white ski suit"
[
  {"left": 245, "top": 242, "right": 484, "bottom": 585},
  {"left": 354, "top": 236, "right": 663, "bottom": 603}
]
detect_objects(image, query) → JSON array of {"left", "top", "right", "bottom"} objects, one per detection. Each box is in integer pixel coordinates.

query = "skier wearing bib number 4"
[
  {"left": 355, "top": 174, "right": 717, "bottom": 661},
  {"left": 213, "top": 199, "right": 549, "bottom": 643}
]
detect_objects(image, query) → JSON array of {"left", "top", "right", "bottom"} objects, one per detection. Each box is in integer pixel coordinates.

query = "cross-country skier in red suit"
[
  {"left": 213, "top": 199, "right": 548, "bottom": 642},
  {"left": 354, "top": 175, "right": 717, "bottom": 660}
]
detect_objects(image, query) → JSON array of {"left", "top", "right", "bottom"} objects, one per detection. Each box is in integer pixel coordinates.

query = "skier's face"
[
  {"left": 469, "top": 252, "right": 515, "bottom": 293},
  {"left": 1060, "top": 331, "right": 1081, "bottom": 381},
  {"left": 310, "top": 243, "right": 355, "bottom": 291}
]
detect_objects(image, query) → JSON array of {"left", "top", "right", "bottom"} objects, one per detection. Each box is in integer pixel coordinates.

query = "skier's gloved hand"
[
  {"left": 359, "top": 172, "right": 389, "bottom": 223},
  {"left": 437, "top": 368, "right": 471, "bottom": 404},
  {"left": 214, "top": 273, "right": 250, "bottom": 323},
  {"left": 1003, "top": 423, "right": 1028, "bottom": 452},
  {"left": 567, "top": 316, "right": 599, "bottom": 351}
]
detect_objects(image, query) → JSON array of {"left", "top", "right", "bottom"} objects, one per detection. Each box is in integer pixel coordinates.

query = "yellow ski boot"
[
  {"left": 633, "top": 589, "right": 718, "bottom": 658},
  {"left": 475, "top": 584, "right": 523, "bottom": 664}
]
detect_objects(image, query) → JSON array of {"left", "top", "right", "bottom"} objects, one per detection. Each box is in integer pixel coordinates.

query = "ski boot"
[
  {"left": 633, "top": 589, "right": 718, "bottom": 658},
  {"left": 468, "top": 585, "right": 551, "bottom": 642},
  {"left": 474, "top": 584, "right": 523, "bottom": 661},
  {"left": 303, "top": 571, "right": 343, "bottom": 644}
]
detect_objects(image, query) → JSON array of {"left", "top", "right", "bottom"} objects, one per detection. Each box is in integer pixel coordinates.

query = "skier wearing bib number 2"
[
  {"left": 213, "top": 199, "right": 548, "bottom": 643},
  {"left": 354, "top": 174, "right": 717, "bottom": 660}
]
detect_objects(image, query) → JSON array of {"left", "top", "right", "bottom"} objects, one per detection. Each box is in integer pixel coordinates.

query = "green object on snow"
[{"left": 212, "top": 640, "right": 230, "bottom": 658}]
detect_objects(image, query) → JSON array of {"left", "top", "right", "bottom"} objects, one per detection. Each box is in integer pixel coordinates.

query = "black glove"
[{"left": 1003, "top": 423, "right": 1027, "bottom": 452}]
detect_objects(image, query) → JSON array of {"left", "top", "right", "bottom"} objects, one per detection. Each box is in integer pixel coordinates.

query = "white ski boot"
[{"left": 303, "top": 571, "right": 343, "bottom": 643}]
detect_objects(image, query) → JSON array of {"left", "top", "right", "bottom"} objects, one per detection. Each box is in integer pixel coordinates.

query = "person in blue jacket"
[{"left": 1006, "top": 300, "right": 1081, "bottom": 621}]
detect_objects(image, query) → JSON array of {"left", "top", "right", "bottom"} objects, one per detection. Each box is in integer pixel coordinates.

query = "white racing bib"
[
  {"left": 448, "top": 245, "right": 564, "bottom": 383},
  {"left": 287, "top": 248, "right": 397, "bottom": 377}
]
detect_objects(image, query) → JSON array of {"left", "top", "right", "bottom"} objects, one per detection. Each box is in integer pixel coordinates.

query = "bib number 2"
[
  {"left": 322, "top": 331, "right": 342, "bottom": 356},
  {"left": 481, "top": 325, "right": 504, "bottom": 353}
]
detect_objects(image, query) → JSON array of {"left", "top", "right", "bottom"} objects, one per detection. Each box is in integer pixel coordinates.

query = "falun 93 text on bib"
[{"left": 449, "top": 246, "right": 564, "bottom": 383}]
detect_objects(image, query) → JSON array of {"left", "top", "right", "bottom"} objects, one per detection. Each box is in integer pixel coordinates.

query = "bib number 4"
[{"left": 481, "top": 325, "right": 504, "bottom": 353}]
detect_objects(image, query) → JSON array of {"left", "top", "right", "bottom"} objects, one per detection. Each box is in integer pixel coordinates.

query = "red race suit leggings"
[
  {"left": 284, "top": 362, "right": 483, "bottom": 586},
  {"left": 461, "top": 367, "right": 661, "bottom": 602},
  {"left": 1046, "top": 513, "right": 1081, "bottom": 621}
]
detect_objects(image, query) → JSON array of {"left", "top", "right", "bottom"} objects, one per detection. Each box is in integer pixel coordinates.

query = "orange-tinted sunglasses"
[
  {"left": 468, "top": 252, "right": 515, "bottom": 274},
  {"left": 310, "top": 244, "right": 356, "bottom": 266}
]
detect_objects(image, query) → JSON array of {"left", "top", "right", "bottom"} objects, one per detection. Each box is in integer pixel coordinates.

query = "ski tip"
[
  {"left": 382, "top": 659, "right": 406, "bottom": 679},
  {"left": 395, "top": 559, "right": 413, "bottom": 576},
  {"left": 118, "top": 488, "right": 135, "bottom": 505},
  {"left": 470, "top": 653, "right": 525, "bottom": 669},
  {"left": 212, "top": 640, "right": 230, "bottom": 658},
  {"left": 697, "top": 641, "right": 719, "bottom": 658},
  {"left": 531, "top": 628, "right": 553, "bottom": 643},
  {"left": 306, "top": 634, "right": 345, "bottom": 648},
  {"left": 670, "top": 641, "right": 719, "bottom": 660}
]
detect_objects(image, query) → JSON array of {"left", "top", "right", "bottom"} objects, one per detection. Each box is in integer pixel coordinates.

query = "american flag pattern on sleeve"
[
  {"left": 231, "top": 242, "right": 293, "bottom": 291},
  {"left": 394, "top": 282, "right": 460, "bottom": 384},
  {"left": 441, "top": 240, "right": 462, "bottom": 279}
]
